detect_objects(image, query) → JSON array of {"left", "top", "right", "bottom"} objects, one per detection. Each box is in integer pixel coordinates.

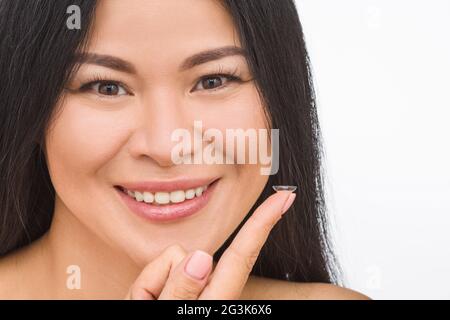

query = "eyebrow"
[
  {"left": 75, "top": 46, "right": 247, "bottom": 74},
  {"left": 178, "top": 46, "right": 247, "bottom": 71},
  {"left": 74, "top": 52, "right": 137, "bottom": 74}
]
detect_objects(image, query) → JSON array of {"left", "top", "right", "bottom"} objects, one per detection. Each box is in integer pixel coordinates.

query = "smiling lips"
[{"left": 115, "top": 178, "right": 219, "bottom": 222}]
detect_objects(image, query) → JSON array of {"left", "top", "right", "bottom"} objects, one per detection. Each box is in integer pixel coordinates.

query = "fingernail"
[
  {"left": 184, "top": 250, "right": 212, "bottom": 280},
  {"left": 281, "top": 193, "right": 296, "bottom": 215}
]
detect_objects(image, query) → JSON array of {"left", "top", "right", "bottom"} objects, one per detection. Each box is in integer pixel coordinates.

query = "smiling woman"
[{"left": 0, "top": 0, "right": 368, "bottom": 299}]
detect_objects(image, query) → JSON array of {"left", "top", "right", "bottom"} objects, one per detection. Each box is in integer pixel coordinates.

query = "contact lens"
[{"left": 272, "top": 185, "right": 297, "bottom": 192}]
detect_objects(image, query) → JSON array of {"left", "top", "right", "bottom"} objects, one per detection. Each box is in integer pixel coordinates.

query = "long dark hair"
[{"left": 0, "top": 0, "right": 342, "bottom": 285}]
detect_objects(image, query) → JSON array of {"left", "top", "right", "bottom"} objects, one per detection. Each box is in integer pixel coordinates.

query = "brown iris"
[
  {"left": 201, "top": 77, "right": 223, "bottom": 90},
  {"left": 98, "top": 82, "right": 120, "bottom": 95}
]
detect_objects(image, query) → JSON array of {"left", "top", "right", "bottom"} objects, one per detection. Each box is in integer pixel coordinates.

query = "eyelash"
[
  {"left": 77, "top": 66, "right": 243, "bottom": 97},
  {"left": 191, "top": 65, "right": 243, "bottom": 93},
  {"left": 78, "top": 75, "right": 130, "bottom": 97}
]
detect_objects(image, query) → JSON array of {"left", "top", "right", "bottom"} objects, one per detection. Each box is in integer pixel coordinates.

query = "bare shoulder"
[{"left": 240, "top": 275, "right": 371, "bottom": 300}]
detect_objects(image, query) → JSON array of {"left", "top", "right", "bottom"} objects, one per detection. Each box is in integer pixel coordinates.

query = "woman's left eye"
[
  {"left": 192, "top": 74, "right": 241, "bottom": 92},
  {"left": 81, "top": 81, "right": 129, "bottom": 96}
]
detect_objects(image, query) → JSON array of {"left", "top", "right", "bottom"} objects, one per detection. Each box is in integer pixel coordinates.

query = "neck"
[{"left": 20, "top": 195, "right": 141, "bottom": 299}]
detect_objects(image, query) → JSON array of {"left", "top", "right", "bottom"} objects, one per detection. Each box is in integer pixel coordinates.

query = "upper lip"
[{"left": 116, "top": 177, "right": 218, "bottom": 193}]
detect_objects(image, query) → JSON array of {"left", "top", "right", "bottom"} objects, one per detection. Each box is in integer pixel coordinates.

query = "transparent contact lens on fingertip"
[{"left": 272, "top": 185, "right": 297, "bottom": 192}]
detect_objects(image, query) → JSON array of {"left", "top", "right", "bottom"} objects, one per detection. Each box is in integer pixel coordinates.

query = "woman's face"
[{"left": 45, "top": 0, "right": 269, "bottom": 266}]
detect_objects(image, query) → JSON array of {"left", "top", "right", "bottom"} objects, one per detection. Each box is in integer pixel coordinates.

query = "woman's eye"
[
  {"left": 82, "top": 81, "right": 129, "bottom": 96},
  {"left": 192, "top": 74, "right": 241, "bottom": 92},
  {"left": 94, "top": 81, "right": 127, "bottom": 96}
]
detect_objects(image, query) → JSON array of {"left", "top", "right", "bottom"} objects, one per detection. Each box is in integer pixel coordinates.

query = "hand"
[{"left": 125, "top": 190, "right": 296, "bottom": 300}]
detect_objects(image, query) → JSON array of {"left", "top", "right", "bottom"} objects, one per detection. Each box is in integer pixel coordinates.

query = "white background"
[{"left": 295, "top": 0, "right": 450, "bottom": 299}]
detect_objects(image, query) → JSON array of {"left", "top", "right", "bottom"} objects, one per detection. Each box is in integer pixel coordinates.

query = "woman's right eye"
[{"left": 80, "top": 80, "right": 129, "bottom": 97}]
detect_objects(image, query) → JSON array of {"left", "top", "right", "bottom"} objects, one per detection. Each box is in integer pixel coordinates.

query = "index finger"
[{"left": 199, "top": 189, "right": 296, "bottom": 299}]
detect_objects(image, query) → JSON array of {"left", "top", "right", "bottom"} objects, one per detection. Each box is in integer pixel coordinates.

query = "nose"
[{"left": 127, "top": 89, "right": 194, "bottom": 167}]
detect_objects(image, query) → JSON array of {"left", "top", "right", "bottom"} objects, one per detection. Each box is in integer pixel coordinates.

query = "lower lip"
[{"left": 115, "top": 180, "right": 218, "bottom": 222}]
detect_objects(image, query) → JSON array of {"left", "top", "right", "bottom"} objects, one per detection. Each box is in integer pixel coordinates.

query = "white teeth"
[
  {"left": 195, "top": 187, "right": 203, "bottom": 197},
  {"left": 124, "top": 183, "right": 210, "bottom": 205},
  {"left": 134, "top": 191, "right": 144, "bottom": 202},
  {"left": 155, "top": 192, "right": 170, "bottom": 204},
  {"left": 143, "top": 191, "right": 154, "bottom": 203},
  {"left": 170, "top": 190, "right": 185, "bottom": 203},
  {"left": 185, "top": 189, "right": 195, "bottom": 199}
]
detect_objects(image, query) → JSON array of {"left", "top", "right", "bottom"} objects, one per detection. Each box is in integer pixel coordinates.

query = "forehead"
[{"left": 87, "top": 0, "right": 241, "bottom": 73}]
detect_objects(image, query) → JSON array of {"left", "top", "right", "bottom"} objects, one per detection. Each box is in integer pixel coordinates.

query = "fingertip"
[
  {"left": 275, "top": 189, "right": 294, "bottom": 203},
  {"left": 258, "top": 189, "right": 293, "bottom": 213},
  {"left": 281, "top": 192, "right": 296, "bottom": 214}
]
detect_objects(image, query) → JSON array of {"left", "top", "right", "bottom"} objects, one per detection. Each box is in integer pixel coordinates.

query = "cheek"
[
  {"left": 44, "top": 100, "right": 131, "bottom": 207},
  {"left": 193, "top": 88, "right": 267, "bottom": 130},
  {"left": 198, "top": 88, "right": 270, "bottom": 182},
  {"left": 190, "top": 87, "right": 270, "bottom": 166},
  {"left": 46, "top": 100, "right": 127, "bottom": 176}
]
